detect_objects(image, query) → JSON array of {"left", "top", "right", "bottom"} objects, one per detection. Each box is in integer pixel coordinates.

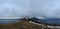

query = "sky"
[{"left": 0, "top": 0, "right": 60, "bottom": 19}]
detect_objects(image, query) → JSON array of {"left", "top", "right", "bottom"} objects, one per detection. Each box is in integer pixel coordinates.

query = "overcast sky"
[{"left": 0, "top": 0, "right": 60, "bottom": 19}]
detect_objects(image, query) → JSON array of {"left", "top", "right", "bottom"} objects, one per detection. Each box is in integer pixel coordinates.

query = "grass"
[{"left": 0, "top": 20, "right": 58, "bottom": 29}]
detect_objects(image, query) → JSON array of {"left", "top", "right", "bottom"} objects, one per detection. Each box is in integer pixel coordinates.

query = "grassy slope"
[{"left": 0, "top": 20, "right": 56, "bottom": 29}]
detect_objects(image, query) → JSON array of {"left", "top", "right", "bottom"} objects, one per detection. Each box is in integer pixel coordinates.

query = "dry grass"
[{"left": 0, "top": 20, "right": 59, "bottom": 29}]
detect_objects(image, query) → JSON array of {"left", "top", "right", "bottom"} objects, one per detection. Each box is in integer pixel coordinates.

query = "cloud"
[
  {"left": 31, "top": 0, "right": 60, "bottom": 18},
  {"left": 0, "top": 0, "right": 31, "bottom": 17},
  {"left": 0, "top": 0, "right": 60, "bottom": 19}
]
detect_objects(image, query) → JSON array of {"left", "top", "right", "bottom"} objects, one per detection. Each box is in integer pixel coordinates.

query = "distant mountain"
[
  {"left": 29, "top": 17, "right": 60, "bottom": 25},
  {"left": 0, "top": 17, "right": 60, "bottom": 25}
]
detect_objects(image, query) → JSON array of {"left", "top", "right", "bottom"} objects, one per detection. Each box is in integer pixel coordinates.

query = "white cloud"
[{"left": 0, "top": 0, "right": 60, "bottom": 19}]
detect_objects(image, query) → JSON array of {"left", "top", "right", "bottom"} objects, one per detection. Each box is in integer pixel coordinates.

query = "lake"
[
  {"left": 0, "top": 19, "right": 20, "bottom": 24},
  {"left": 41, "top": 19, "right": 60, "bottom": 25}
]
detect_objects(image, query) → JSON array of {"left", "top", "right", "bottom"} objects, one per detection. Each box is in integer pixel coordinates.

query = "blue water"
[
  {"left": 40, "top": 19, "right": 60, "bottom": 25},
  {"left": 0, "top": 19, "right": 20, "bottom": 24},
  {"left": 0, "top": 18, "right": 60, "bottom": 25}
]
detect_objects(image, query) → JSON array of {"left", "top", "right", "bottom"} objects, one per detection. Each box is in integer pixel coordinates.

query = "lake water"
[
  {"left": 41, "top": 19, "right": 60, "bottom": 25},
  {"left": 0, "top": 19, "right": 20, "bottom": 24},
  {"left": 0, "top": 18, "right": 60, "bottom": 25}
]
